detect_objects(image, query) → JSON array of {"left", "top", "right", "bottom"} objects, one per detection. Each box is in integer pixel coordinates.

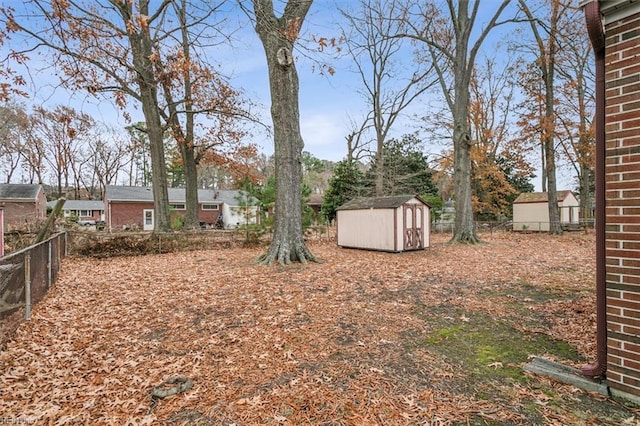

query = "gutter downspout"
[{"left": 582, "top": 0, "right": 607, "bottom": 378}]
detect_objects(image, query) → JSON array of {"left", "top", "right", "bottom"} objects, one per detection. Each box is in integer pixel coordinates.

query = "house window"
[
  {"left": 170, "top": 204, "right": 186, "bottom": 210},
  {"left": 202, "top": 204, "right": 219, "bottom": 211},
  {"left": 79, "top": 210, "right": 91, "bottom": 217}
]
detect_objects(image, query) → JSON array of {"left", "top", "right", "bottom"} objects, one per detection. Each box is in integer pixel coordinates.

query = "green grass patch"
[{"left": 417, "top": 309, "right": 581, "bottom": 387}]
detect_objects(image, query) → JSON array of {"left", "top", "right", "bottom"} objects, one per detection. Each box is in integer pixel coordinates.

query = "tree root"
[
  {"left": 258, "top": 239, "right": 321, "bottom": 266},
  {"left": 449, "top": 230, "right": 483, "bottom": 245}
]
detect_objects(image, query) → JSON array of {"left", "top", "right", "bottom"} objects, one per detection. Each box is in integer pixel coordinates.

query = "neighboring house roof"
[
  {"left": 308, "top": 193, "right": 323, "bottom": 206},
  {"left": 0, "top": 183, "right": 42, "bottom": 201},
  {"left": 104, "top": 185, "right": 256, "bottom": 206},
  {"left": 513, "top": 190, "right": 575, "bottom": 204},
  {"left": 336, "top": 194, "right": 429, "bottom": 211},
  {"left": 46, "top": 200, "right": 104, "bottom": 211}
]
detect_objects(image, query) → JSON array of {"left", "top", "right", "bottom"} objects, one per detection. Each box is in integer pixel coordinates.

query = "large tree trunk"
[
  {"left": 374, "top": 141, "right": 384, "bottom": 196},
  {"left": 520, "top": 0, "right": 562, "bottom": 235},
  {"left": 543, "top": 42, "right": 561, "bottom": 235},
  {"left": 451, "top": 93, "right": 480, "bottom": 243},
  {"left": 540, "top": 142, "right": 547, "bottom": 192},
  {"left": 449, "top": 1, "right": 481, "bottom": 244},
  {"left": 254, "top": 0, "right": 317, "bottom": 265},
  {"left": 545, "top": 135, "right": 562, "bottom": 234},
  {"left": 139, "top": 86, "right": 172, "bottom": 232},
  {"left": 182, "top": 143, "right": 200, "bottom": 228},
  {"left": 131, "top": 14, "right": 171, "bottom": 232},
  {"left": 177, "top": 0, "right": 199, "bottom": 230},
  {"left": 579, "top": 162, "right": 591, "bottom": 225},
  {"left": 157, "top": 61, "right": 200, "bottom": 229}
]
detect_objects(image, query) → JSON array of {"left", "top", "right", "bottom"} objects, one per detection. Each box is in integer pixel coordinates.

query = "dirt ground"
[{"left": 1, "top": 231, "right": 639, "bottom": 425}]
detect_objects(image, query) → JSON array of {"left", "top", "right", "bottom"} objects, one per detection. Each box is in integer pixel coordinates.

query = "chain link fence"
[
  {"left": 0, "top": 232, "right": 67, "bottom": 348},
  {"left": 432, "top": 220, "right": 592, "bottom": 234}
]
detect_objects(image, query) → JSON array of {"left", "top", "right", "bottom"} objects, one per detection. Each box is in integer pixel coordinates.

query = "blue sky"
[
  {"left": 2, "top": 0, "right": 577, "bottom": 191},
  {"left": 4, "top": 0, "right": 366, "bottom": 161}
]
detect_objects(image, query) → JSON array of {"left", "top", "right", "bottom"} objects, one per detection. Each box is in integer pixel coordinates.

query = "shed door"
[{"left": 404, "top": 204, "right": 424, "bottom": 250}]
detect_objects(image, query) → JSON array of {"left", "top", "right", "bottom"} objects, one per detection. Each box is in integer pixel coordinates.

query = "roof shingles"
[
  {"left": 104, "top": 185, "right": 254, "bottom": 206},
  {"left": 513, "top": 190, "right": 574, "bottom": 204},
  {"left": 336, "top": 195, "right": 428, "bottom": 211},
  {"left": 0, "top": 184, "right": 42, "bottom": 200}
]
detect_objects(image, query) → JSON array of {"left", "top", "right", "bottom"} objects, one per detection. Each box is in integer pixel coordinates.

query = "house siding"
[
  {"left": 107, "top": 202, "right": 153, "bottom": 230},
  {"left": 107, "top": 201, "right": 222, "bottom": 230},
  {"left": 604, "top": 8, "right": 640, "bottom": 399},
  {"left": 221, "top": 204, "right": 260, "bottom": 229},
  {"left": 63, "top": 209, "right": 103, "bottom": 222}
]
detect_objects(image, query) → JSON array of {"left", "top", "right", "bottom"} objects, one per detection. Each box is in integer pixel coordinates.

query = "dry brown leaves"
[{"left": 0, "top": 231, "right": 614, "bottom": 424}]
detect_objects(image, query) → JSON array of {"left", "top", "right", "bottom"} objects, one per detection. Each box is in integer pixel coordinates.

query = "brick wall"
[
  {"left": 604, "top": 9, "right": 640, "bottom": 397},
  {"left": 2, "top": 202, "right": 39, "bottom": 227},
  {"left": 107, "top": 201, "right": 221, "bottom": 230}
]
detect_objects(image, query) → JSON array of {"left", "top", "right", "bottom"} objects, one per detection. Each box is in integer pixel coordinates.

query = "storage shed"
[
  {"left": 336, "top": 195, "right": 430, "bottom": 252},
  {"left": 512, "top": 190, "right": 580, "bottom": 232}
]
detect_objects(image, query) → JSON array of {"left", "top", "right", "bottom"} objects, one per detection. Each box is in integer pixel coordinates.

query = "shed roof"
[
  {"left": 0, "top": 183, "right": 42, "bottom": 201},
  {"left": 104, "top": 185, "right": 255, "bottom": 206},
  {"left": 336, "top": 194, "right": 428, "bottom": 211},
  {"left": 513, "top": 190, "right": 574, "bottom": 204}
]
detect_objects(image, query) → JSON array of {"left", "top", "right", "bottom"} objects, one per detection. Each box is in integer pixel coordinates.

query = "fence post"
[
  {"left": 0, "top": 207, "right": 4, "bottom": 257},
  {"left": 47, "top": 239, "right": 52, "bottom": 289},
  {"left": 24, "top": 252, "right": 31, "bottom": 320}
]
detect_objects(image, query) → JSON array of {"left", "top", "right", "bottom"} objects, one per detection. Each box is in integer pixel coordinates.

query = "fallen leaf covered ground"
[{"left": 1, "top": 231, "right": 638, "bottom": 425}]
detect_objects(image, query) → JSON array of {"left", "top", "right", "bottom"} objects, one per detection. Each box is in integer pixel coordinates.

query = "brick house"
[
  {"left": 0, "top": 184, "right": 47, "bottom": 229},
  {"left": 581, "top": 0, "right": 640, "bottom": 404},
  {"left": 47, "top": 199, "right": 105, "bottom": 225},
  {"left": 103, "top": 185, "right": 259, "bottom": 231}
]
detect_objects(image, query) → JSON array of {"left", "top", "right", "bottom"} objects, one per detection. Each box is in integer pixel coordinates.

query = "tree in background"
[
  {"left": 554, "top": 5, "right": 595, "bottom": 223},
  {"left": 83, "top": 130, "right": 132, "bottom": 199},
  {"left": 517, "top": 0, "right": 572, "bottom": 235},
  {"left": 156, "top": 0, "right": 256, "bottom": 229},
  {"left": 0, "top": 102, "right": 28, "bottom": 183},
  {"left": 467, "top": 55, "right": 535, "bottom": 220},
  {"left": 4, "top": 1, "right": 181, "bottom": 231},
  {"left": 29, "top": 105, "right": 94, "bottom": 198},
  {"left": 365, "top": 134, "right": 439, "bottom": 198},
  {"left": 251, "top": 0, "right": 317, "bottom": 265},
  {"left": 301, "top": 151, "right": 334, "bottom": 196},
  {"left": 250, "top": 175, "right": 277, "bottom": 226},
  {"left": 400, "top": 0, "right": 514, "bottom": 243},
  {"left": 496, "top": 154, "right": 535, "bottom": 217},
  {"left": 340, "top": 0, "right": 437, "bottom": 196},
  {"left": 126, "top": 124, "right": 152, "bottom": 187},
  {"left": 322, "top": 160, "right": 365, "bottom": 223}
]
